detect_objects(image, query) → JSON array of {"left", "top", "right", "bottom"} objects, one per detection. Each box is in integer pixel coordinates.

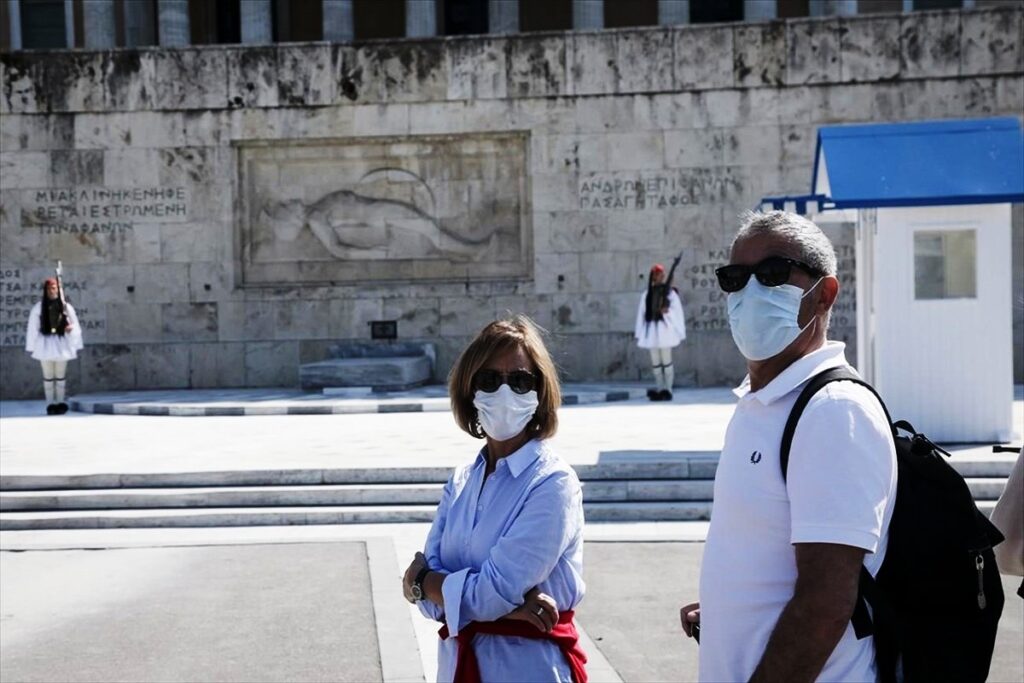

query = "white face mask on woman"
[
  {"left": 473, "top": 384, "right": 539, "bottom": 441},
  {"left": 727, "top": 277, "right": 822, "bottom": 361}
]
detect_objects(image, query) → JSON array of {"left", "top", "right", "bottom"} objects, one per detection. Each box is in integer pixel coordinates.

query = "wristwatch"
[{"left": 411, "top": 566, "right": 431, "bottom": 601}]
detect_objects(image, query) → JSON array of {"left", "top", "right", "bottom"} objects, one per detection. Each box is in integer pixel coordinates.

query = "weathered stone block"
[
  {"left": 809, "top": 83, "right": 875, "bottom": 124},
  {"left": 189, "top": 342, "right": 246, "bottom": 388},
  {"left": 244, "top": 340, "right": 299, "bottom": 387},
  {"left": 327, "top": 298, "right": 383, "bottom": 339},
  {"left": 160, "top": 223, "right": 218, "bottom": 263},
  {"left": 786, "top": 19, "right": 840, "bottom": 85},
  {"left": 161, "top": 302, "right": 217, "bottom": 342},
  {"left": 301, "top": 353, "right": 431, "bottom": 391},
  {"left": 272, "top": 300, "right": 331, "bottom": 340},
  {"left": 440, "top": 296, "right": 497, "bottom": 337},
  {"left": 900, "top": 11, "right": 961, "bottom": 79},
  {"left": 552, "top": 293, "right": 608, "bottom": 333},
  {"left": 134, "top": 343, "right": 189, "bottom": 388},
  {"left": 225, "top": 47, "right": 278, "bottom": 109},
  {"left": 104, "top": 50, "right": 157, "bottom": 111},
  {"left": 674, "top": 25, "right": 734, "bottom": 91},
  {"left": 188, "top": 262, "right": 232, "bottom": 303},
  {"left": 79, "top": 343, "right": 136, "bottom": 391},
  {"left": 580, "top": 252, "right": 636, "bottom": 293},
  {"left": 568, "top": 32, "right": 618, "bottom": 97},
  {"left": 507, "top": 35, "right": 567, "bottom": 98},
  {"left": 961, "top": 8, "right": 1024, "bottom": 76},
  {"left": 352, "top": 103, "right": 410, "bottom": 135},
  {"left": 0, "top": 114, "right": 74, "bottom": 152},
  {"left": 604, "top": 131, "right": 664, "bottom": 171},
  {"left": 839, "top": 16, "right": 901, "bottom": 83},
  {"left": 0, "top": 152, "right": 50, "bottom": 189},
  {"left": 447, "top": 38, "right": 507, "bottom": 100},
  {"left": 0, "top": 347, "right": 45, "bottom": 399},
  {"left": 608, "top": 291, "right": 641, "bottom": 334},
  {"left": 723, "top": 126, "right": 783, "bottom": 166},
  {"left": 154, "top": 49, "right": 227, "bottom": 110},
  {"left": 606, "top": 211, "right": 664, "bottom": 252},
  {"left": 543, "top": 210, "right": 609, "bottom": 253},
  {"left": 664, "top": 129, "right": 727, "bottom": 168},
  {"left": 132, "top": 263, "right": 189, "bottom": 303},
  {"left": 50, "top": 150, "right": 104, "bottom": 186},
  {"left": 380, "top": 297, "right": 440, "bottom": 338},
  {"left": 103, "top": 148, "right": 162, "bottom": 187},
  {"left": 105, "top": 303, "right": 161, "bottom": 343},
  {"left": 733, "top": 22, "right": 786, "bottom": 88},
  {"left": 534, "top": 253, "right": 581, "bottom": 294},
  {"left": 616, "top": 29, "right": 674, "bottom": 94},
  {"left": 277, "top": 44, "right": 335, "bottom": 107}
]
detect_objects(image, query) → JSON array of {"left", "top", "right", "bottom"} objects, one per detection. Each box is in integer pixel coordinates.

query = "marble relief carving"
[{"left": 236, "top": 133, "right": 531, "bottom": 285}]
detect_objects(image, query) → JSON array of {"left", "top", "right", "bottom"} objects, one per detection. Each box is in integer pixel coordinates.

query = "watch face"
[{"left": 411, "top": 584, "right": 423, "bottom": 601}]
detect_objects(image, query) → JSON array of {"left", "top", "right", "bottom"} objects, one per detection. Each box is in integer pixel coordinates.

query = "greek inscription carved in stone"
[{"left": 20, "top": 187, "right": 189, "bottom": 234}]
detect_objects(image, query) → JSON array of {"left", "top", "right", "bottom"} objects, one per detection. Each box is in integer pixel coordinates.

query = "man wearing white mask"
[{"left": 680, "top": 211, "right": 897, "bottom": 683}]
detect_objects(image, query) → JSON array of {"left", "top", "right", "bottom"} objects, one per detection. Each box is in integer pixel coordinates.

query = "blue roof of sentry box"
[{"left": 810, "top": 117, "right": 1024, "bottom": 208}]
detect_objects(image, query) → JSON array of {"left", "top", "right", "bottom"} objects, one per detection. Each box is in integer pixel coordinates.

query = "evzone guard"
[
  {"left": 24, "top": 262, "right": 84, "bottom": 415},
  {"left": 635, "top": 255, "right": 687, "bottom": 401}
]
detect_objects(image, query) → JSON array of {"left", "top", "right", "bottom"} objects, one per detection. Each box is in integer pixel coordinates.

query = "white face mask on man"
[
  {"left": 727, "top": 277, "right": 823, "bottom": 361},
  {"left": 473, "top": 384, "right": 539, "bottom": 441}
]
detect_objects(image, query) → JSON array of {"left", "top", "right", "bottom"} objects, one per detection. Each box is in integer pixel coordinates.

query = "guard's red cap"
[
  {"left": 43, "top": 278, "right": 58, "bottom": 288},
  {"left": 651, "top": 264, "right": 665, "bottom": 276}
]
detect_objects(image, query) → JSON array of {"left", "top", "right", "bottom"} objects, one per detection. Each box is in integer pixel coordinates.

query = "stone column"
[
  {"left": 158, "top": 0, "right": 190, "bottom": 46},
  {"left": 573, "top": 0, "right": 603, "bottom": 29},
  {"left": 744, "top": 0, "right": 776, "bottom": 20},
  {"left": 658, "top": 0, "right": 689, "bottom": 25},
  {"left": 489, "top": 0, "right": 518, "bottom": 33},
  {"left": 323, "top": 0, "right": 354, "bottom": 41},
  {"left": 124, "top": 0, "right": 156, "bottom": 46},
  {"left": 83, "top": 0, "right": 116, "bottom": 48},
  {"left": 7, "top": 0, "right": 22, "bottom": 50},
  {"left": 808, "top": 0, "right": 857, "bottom": 16},
  {"left": 406, "top": 0, "right": 436, "bottom": 37},
  {"left": 63, "top": 0, "right": 74, "bottom": 47},
  {"left": 240, "top": 0, "right": 272, "bottom": 43}
]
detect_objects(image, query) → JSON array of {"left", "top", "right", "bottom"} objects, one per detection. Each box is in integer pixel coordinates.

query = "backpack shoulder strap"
[{"left": 780, "top": 366, "right": 895, "bottom": 483}]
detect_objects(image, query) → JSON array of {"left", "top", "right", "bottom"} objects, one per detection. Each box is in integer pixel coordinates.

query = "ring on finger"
[{"left": 535, "top": 606, "right": 545, "bottom": 617}]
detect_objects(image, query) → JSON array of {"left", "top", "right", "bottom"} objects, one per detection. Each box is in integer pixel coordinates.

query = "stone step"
[
  {"left": 0, "top": 480, "right": 720, "bottom": 512},
  {"left": 0, "top": 501, "right": 717, "bottom": 530},
  {"left": 0, "top": 461, "right": 704, "bottom": 492}
]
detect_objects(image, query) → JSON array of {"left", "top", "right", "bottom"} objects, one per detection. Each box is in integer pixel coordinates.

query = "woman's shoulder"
[{"left": 534, "top": 441, "right": 581, "bottom": 486}]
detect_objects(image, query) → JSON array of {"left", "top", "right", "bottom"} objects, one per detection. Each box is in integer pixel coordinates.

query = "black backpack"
[{"left": 781, "top": 366, "right": 1005, "bottom": 683}]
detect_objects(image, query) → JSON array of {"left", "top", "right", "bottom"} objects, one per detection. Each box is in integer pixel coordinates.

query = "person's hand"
[
  {"left": 504, "top": 586, "right": 559, "bottom": 632},
  {"left": 402, "top": 552, "right": 428, "bottom": 604},
  {"left": 680, "top": 601, "right": 700, "bottom": 637}
]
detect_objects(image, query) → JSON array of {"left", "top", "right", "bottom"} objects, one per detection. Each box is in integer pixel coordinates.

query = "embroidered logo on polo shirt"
[{"left": 750, "top": 451, "right": 762, "bottom": 464}]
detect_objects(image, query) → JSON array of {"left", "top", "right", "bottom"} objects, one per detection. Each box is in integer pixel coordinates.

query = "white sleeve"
[
  {"left": 787, "top": 384, "right": 896, "bottom": 553},
  {"left": 64, "top": 303, "right": 84, "bottom": 351},
  {"left": 24, "top": 303, "right": 41, "bottom": 353},
  {"left": 634, "top": 293, "right": 647, "bottom": 341},
  {"left": 668, "top": 291, "right": 687, "bottom": 341}
]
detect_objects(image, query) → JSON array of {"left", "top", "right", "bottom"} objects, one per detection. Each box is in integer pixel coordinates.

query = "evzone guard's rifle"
[
  {"left": 55, "top": 260, "right": 70, "bottom": 330},
  {"left": 654, "top": 250, "right": 684, "bottom": 313}
]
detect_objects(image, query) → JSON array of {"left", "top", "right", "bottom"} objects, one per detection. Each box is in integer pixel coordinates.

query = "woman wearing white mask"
[{"left": 401, "top": 315, "right": 587, "bottom": 683}]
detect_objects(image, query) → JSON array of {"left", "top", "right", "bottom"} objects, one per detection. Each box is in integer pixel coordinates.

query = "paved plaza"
[{"left": 1, "top": 391, "right": 1022, "bottom": 682}]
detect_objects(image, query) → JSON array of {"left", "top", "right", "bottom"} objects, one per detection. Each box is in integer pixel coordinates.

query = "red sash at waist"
[{"left": 438, "top": 610, "right": 587, "bottom": 683}]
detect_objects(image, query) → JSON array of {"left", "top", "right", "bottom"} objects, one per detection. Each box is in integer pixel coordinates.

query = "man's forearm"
[
  {"left": 422, "top": 570, "right": 448, "bottom": 608},
  {"left": 749, "top": 594, "right": 851, "bottom": 683}
]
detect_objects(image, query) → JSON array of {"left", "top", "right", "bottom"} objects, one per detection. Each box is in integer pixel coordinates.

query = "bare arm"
[{"left": 749, "top": 543, "right": 865, "bottom": 683}]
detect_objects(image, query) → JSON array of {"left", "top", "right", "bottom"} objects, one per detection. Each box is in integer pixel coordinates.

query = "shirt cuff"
[
  {"left": 791, "top": 525, "right": 880, "bottom": 553},
  {"left": 442, "top": 568, "right": 470, "bottom": 637}
]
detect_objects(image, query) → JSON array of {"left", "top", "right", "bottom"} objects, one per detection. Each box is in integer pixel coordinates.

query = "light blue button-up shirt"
[{"left": 417, "top": 438, "right": 586, "bottom": 683}]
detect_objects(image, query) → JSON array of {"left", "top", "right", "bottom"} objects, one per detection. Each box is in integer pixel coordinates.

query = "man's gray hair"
[{"left": 732, "top": 210, "right": 837, "bottom": 276}]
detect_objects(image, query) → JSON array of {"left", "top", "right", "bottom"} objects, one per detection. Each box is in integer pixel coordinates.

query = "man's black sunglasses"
[
  {"left": 473, "top": 369, "right": 537, "bottom": 395},
  {"left": 714, "top": 257, "right": 822, "bottom": 293}
]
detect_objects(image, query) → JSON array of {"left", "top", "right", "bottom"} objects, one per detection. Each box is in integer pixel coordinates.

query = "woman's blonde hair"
[{"left": 448, "top": 315, "right": 561, "bottom": 440}]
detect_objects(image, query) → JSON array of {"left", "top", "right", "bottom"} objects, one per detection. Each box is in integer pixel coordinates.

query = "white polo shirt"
[{"left": 698, "top": 341, "right": 897, "bottom": 683}]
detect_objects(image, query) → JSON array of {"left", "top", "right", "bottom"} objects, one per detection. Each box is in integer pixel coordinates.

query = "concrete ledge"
[{"left": 67, "top": 384, "right": 651, "bottom": 417}]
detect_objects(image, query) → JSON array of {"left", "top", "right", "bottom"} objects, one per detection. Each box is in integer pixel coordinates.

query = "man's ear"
[{"left": 818, "top": 276, "right": 840, "bottom": 313}]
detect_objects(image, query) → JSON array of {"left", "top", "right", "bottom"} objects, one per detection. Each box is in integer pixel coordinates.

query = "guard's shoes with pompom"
[
  {"left": 45, "top": 403, "right": 58, "bottom": 415},
  {"left": 55, "top": 402, "right": 69, "bottom": 414}
]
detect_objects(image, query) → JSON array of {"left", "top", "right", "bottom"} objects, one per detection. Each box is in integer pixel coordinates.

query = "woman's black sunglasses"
[
  {"left": 473, "top": 369, "right": 537, "bottom": 395},
  {"left": 714, "top": 256, "right": 822, "bottom": 293}
]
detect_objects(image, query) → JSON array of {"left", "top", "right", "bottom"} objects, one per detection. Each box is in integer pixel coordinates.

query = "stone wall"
[{"left": 1, "top": 6, "right": 1022, "bottom": 398}]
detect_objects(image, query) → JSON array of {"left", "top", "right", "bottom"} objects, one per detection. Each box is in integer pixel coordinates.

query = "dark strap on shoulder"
[
  {"left": 779, "top": 365, "right": 897, "bottom": 641},
  {"left": 779, "top": 366, "right": 895, "bottom": 483}
]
